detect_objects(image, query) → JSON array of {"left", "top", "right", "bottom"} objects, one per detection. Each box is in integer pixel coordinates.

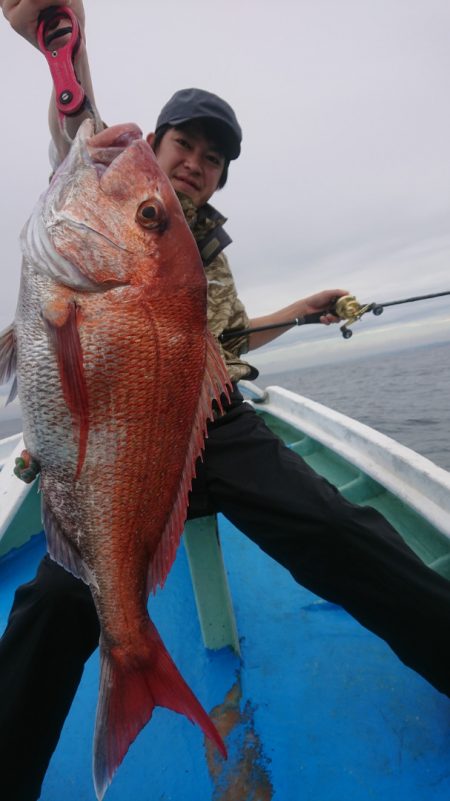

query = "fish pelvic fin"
[
  {"left": 149, "top": 331, "right": 231, "bottom": 592},
  {"left": 44, "top": 300, "right": 89, "bottom": 480},
  {"left": 93, "top": 625, "right": 226, "bottom": 801},
  {"left": 0, "top": 324, "right": 18, "bottom": 403}
]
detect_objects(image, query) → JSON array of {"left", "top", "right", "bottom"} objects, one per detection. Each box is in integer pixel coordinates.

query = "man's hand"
[
  {"left": 1, "top": 0, "right": 98, "bottom": 164},
  {"left": 301, "top": 289, "right": 349, "bottom": 325},
  {"left": 0, "top": 0, "right": 85, "bottom": 47},
  {"left": 247, "top": 288, "right": 350, "bottom": 350}
]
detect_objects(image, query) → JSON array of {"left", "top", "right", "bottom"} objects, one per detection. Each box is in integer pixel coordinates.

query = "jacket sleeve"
[{"left": 205, "top": 252, "right": 250, "bottom": 356}]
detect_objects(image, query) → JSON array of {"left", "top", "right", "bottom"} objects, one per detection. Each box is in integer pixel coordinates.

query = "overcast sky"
[{"left": 0, "top": 0, "right": 449, "bottom": 375}]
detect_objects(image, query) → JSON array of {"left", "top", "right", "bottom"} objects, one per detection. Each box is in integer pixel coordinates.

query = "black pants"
[{"left": 2, "top": 400, "right": 450, "bottom": 800}]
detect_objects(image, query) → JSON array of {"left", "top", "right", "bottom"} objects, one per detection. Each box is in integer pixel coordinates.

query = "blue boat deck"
[{"left": 1, "top": 518, "right": 450, "bottom": 800}]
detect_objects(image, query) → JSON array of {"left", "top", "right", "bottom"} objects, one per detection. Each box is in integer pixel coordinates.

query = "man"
[{"left": 2, "top": 3, "right": 450, "bottom": 801}]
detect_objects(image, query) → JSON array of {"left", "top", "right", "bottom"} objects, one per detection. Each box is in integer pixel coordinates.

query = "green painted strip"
[
  {"left": 183, "top": 517, "right": 240, "bottom": 653},
  {"left": 429, "top": 553, "right": 450, "bottom": 575},
  {"left": 339, "top": 473, "right": 384, "bottom": 504},
  {"left": 256, "top": 407, "right": 450, "bottom": 578},
  {"left": 0, "top": 484, "right": 42, "bottom": 559},
  {"left": 289, "top": 436, "right": 318, "bottom": 457}
]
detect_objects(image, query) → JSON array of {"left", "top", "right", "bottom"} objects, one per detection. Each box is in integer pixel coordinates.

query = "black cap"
[{"left": 155, "top": 88, "right": 242, "bottom": 160}]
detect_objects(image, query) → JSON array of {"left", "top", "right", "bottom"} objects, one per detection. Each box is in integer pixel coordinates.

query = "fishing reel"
[{"left": 334, "top": 295, "right": 383, "bottom": 338}]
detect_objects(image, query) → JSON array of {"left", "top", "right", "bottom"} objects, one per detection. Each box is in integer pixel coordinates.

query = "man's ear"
[{"left": 146, "top": 132, "right": 156, "bottom": 150}]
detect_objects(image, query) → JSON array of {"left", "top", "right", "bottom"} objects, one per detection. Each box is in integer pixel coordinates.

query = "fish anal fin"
[
  {"left": 0, "top": 324, "right": 17, "bottom": 401},
  {"left": 94, "top": 623, "right": 226, "bottom": 801},
  {"left": 42, "top": 497, "right": 97, "bottom": 588},
  {"left": 43, "top": 300, "right": 89, "bottom": 479},
  {"left": 149, "top": 331, "right": 231, "bottom": 592}
]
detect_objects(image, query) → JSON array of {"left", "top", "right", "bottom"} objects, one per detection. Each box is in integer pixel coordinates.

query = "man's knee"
[
  {"left": 7, "top": 555, "right": 98, "bottom": 642},
  {"left": 16, "top": 555, "right": 88, "bottom": 607}
]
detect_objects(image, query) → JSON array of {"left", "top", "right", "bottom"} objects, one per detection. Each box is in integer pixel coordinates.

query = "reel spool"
[{"left": 334, "top": 295, "right": 375, "bottom": 338}]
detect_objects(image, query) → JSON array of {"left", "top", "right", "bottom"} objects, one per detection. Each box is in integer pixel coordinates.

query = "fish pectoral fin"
[
  {"left": 42, "top": 498, "right": 98, "bottom": 589},
  {"left": 0, "top": 324, "right": 18, "bottom": 403},
  {"left": 94, "top": 623, "right": 226, "bottom": 801},
  {"left": 43, "top": 300, "right": 89, "bottom": 480}
]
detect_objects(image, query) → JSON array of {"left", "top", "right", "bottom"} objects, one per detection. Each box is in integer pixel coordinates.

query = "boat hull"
[{"left": 1, "top": 384, "right": 450, "bottom": 799}]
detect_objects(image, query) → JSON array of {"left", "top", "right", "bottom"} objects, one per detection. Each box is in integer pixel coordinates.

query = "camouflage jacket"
[{"left": 178, "top": 194, "right": 258, "bottom": 383}]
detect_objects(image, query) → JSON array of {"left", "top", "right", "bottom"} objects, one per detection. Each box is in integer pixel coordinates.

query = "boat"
[{"left": 1, "top": 382, "right": 450, "bottom": 801}]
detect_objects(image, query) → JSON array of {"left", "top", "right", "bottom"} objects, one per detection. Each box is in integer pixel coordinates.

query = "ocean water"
[
  {"left": 1, "top": 342, "right": 449, "bottom": 471},
  {"left": 260, "top": 340, "right": 450, "bottom": 472}
]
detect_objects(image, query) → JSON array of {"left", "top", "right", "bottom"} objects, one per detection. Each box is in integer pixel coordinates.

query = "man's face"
[{"left": 147, "top": 123, "right": 226, "bottom": 208}]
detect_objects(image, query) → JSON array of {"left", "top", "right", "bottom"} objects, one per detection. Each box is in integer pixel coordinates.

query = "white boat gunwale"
[{"left": 240, "top": 382, "right": 450, "bottom": 540}]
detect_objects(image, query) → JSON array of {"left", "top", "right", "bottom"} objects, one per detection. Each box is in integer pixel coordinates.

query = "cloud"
[{"left": 0, "top": 0, "right": 449, "bottom": 347}]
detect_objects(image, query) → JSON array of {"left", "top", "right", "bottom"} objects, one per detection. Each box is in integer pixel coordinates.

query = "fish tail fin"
[{"left": 93, "top": 627, "right": 226, "bottom": 800}]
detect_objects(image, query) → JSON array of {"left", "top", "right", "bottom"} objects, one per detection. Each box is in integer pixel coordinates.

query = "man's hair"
[{"left": 152, "top": 121, "right": 230, "bottom": 190}]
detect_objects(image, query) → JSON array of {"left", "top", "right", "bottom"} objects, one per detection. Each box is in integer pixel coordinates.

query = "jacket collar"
[{"left": 176, "top": 193, "right": 232, "bottom": 266}]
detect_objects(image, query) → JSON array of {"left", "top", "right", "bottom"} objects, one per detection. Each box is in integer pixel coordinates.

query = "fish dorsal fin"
[
  {"left": 0, "top": 324, "right": 17, "bottom": 402},
  {"left": 43, "top": 301, "right": 89, "bottom": 480},
  {"left": 42, "top": 497, "right": 98, "bottom": 590},
  {"left": 148, "top": 331, "right": 231, "bottom": 594}
]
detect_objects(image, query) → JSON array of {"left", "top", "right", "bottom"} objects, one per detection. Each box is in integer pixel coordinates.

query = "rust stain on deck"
[{"left": 205, "top": 678, "right": 274, "bottom": 800}]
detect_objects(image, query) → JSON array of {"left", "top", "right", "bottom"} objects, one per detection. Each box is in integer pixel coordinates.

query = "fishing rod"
[{"left": 219, "top": 290, "right": 450, "bottom": 343}]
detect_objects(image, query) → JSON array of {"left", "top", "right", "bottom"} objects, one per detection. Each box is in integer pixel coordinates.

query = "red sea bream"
[{"left": 0, "top": 120, "right": 230, "bottom": 799}]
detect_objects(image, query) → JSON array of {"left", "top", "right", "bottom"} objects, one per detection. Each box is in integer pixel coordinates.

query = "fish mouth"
[{"left": 86, "top": 123, "right": 144, "bottom": 177}]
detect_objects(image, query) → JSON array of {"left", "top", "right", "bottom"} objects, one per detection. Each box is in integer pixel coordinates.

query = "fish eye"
[{"left": 136, "top": 200, "right": 167, "bottom": 231}]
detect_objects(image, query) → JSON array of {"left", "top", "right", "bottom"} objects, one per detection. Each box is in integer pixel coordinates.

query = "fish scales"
[{"left": 0, "top": 120, "right": 230, "bottom": 799}]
